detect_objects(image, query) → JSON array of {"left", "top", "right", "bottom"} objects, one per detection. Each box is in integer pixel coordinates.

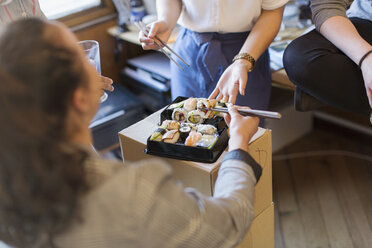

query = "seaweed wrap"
[
  {"left": 187, "top": 110, "right": 205, "bottom": 124},
  {"left": 179, "top": 126, "right": 191, "bottom": 142},
  {"left": 172, "top": 108, "right": 188, "bottom": 122}
]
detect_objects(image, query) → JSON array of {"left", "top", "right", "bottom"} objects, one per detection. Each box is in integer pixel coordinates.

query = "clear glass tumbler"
[{"left": 78, "top": 40, "right": 108, "bottom": 102}]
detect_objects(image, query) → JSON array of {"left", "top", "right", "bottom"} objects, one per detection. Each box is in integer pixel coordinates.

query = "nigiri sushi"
[
  {"left": 162, "top": 130, "right": 180, "bottom": 143},
  {"left": 185, "top": 131, "right": 202, "bottom": 147},
  {"left": 161, "top": 120, "right": 180, "bottom": 130},
  {"left": 196, "top": 124, "right": 217, "bottom": 135}
]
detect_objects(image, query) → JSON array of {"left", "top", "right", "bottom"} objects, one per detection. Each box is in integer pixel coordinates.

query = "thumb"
[{"left": 228, "top": 104, "right": 239, "bottom": 118}]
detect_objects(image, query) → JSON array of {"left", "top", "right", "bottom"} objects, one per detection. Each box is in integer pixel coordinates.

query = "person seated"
[
  {"left": 283, "top": 0, "right": 372, "bottom": 117},
  {"left": 0, "top": 18, "right": 262, "bottom": 247}
]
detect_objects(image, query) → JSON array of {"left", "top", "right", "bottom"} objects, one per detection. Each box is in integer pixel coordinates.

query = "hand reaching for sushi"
[
  {"left": 209, "top": 59, "right": 252, "bottom": 104},
  {"left": 224, "top": 105, "right": 259, "bottom": 153}
]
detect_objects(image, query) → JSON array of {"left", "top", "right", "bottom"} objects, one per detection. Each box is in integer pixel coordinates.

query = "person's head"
[{"left": 0, "top": 18, "right": 101, "bottom": 246}]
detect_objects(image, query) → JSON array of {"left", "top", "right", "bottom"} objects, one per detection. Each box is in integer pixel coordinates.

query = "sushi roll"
[
  {"left": 150, "top": 127, "right": 166, "bottom": 141},
  {"left": 168, "top": 99, "right": 186, "bottom": 109},
  {"left": 184, "top": 97, "right": 197, "bottom": 111},
  {"left": 187, "top": 110, "right": 205, "bottom": 124},
  {"left": 185, "top": 131, "right": 202, "bottom": 147},
  {"left": 196, "top": 124, "right": 217, "bottom": 135},
  {"left": 162, "top": 130, "right": 180, "bottom": 143},
  {"left": 209, "top": 99, "right": 218, "bottom": 108},
  {"left": 179, "top": 125, "right": 191, "bottom": 142},
  {"left": 197, "top": 98, "right": 214, "bottom": 119},
  {"left": 181, "top": 122, "right": 197, "bottom": 132},
  {"left": 161, "top": 120, "right": 180, "bottom": 130},
  {"left": 215, "top": 100, "right": 227, "bottom": 108},
  {"left": 197, "top": 98, "right": 212, "bottom": 109},
  {"left": 172, "top": 108, "right": 188, "bottom": 122}
]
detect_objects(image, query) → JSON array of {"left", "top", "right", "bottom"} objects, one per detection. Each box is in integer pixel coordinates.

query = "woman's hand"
[
  {"left": 138, "top": 20, "right": 172, "bottom": 50},
  {"left": 100, "top": 75, "right": 114, "bottom": 96},
  {"left": 209, "top": 59, "right": 252, "bottom": 104},
  {"left": 224, "top": 104, "right": 259, "bottom": 152},
  {"left": 361, "top": 54, "right": 372, "bottom": 109}
]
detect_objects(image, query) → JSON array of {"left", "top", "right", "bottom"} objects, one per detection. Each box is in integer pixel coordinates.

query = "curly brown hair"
[{"left": 0, "top": 18, "right": 89, "bottom": 247}]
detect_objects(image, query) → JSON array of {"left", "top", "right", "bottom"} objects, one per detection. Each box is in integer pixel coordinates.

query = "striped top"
[
  {"left": 0, "top": 0, "right": 45, "bottom": 25},
  {"left": 51, "top": 146, "right": 259, "bottom": 248}
]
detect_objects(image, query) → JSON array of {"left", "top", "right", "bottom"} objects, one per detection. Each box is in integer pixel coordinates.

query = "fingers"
[
  {"left": 147, "top": 24, "right": 158, "bottom": 38},
  {"left": 239, "top": 77, "right": 246, "bottom": 96},
  {"left": 223, "top": 112, "right": 231, "bottom": 126},
  {"left": 209, "top": 88, "right": 219, "bottom": 100},
  {"left": 367, "top": 88, "right": 372, "bottom": 108},
  {"left": 227, "top": 104, "right": 240, "bottom": 118},
  {"left": 139, "top": 30, "right": 158, "bottom": 50},
  {"left": 100, "top": 76, "right": 114, "bottom": 92}
]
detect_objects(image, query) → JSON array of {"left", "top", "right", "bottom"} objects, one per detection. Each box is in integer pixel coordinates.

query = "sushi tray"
[{"left": 145, "top": 96, "right": 229, "bottom": 163}]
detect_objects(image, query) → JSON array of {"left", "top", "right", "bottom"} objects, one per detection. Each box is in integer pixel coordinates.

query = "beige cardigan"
[{"left": 55, "top": 148, "right": 258, "bottom": 248}]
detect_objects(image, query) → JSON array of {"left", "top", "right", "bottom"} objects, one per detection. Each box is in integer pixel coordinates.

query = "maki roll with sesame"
[{"left": 179, "top": 125, "right": 191, "bottom": 142}]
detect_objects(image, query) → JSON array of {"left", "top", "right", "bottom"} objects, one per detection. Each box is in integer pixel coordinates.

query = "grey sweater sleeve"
[
  {"left": 311, "top": 0, "right": 352, "bottom": 31},
  {"left": 55, "top": 152, "right": 261, "bottom": 248}
]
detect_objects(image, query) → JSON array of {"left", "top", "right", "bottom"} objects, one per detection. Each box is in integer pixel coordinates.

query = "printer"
[
  {"left": 121, "top": 52, "right": 171, "bottom": 113},
  {"left": 90, "top": 82, "right": 144, "bottom": 151}
]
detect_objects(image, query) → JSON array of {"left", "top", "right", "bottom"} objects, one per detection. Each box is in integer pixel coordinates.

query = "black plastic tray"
[{"left": 145, "top": 97, "right": 229, "bottom": 163}]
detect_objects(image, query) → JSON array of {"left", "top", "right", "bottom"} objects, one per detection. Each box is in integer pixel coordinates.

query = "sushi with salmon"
[{"left": 185, "top": 131, "right": 202, "bottom": 147}]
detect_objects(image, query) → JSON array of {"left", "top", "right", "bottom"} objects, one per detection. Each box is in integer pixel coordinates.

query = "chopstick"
[
  {"left": 203, "top": 107, "right": 282, "bottom": 120},
  {"left": 153, "top": 34, "right": 190, "bottom": 67},
  {"left": 136, "top": 21, "right": 189, "bottom": 71}
]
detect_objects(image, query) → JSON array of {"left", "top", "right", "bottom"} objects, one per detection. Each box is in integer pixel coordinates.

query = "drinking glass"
[{"left": 78, "top": 40, "right": 108, "bottom": 102}]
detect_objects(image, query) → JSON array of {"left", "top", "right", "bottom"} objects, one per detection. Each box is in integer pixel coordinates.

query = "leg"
[{"left": 283, "top": 18, "right": 372, "bottom": 116}]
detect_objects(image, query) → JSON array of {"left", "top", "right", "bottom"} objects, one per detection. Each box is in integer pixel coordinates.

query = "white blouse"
[{"left": 178, "top": 0, "right": 289, "bottom": 33}]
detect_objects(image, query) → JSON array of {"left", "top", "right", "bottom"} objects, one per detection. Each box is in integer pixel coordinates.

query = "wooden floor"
[{"left": 273, "top": 128, "right": 372, "bottom": 248}]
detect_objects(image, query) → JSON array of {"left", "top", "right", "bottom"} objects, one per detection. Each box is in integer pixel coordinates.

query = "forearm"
[
  {"left": 320, "top": 16, "right": 372, "bottom": 64},
  {"left": 311, "top": 0, "right": 349, "bottom": 31},
  {"left": 156, "top": 0, "right": 182, "bottom": 30},
  {"left": 239, "top": 7, "right": 284, "bottom": 61}
]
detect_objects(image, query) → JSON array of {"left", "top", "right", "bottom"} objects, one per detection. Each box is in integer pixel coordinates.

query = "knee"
[{"left": 283, "top": 38, "right": 310, "bottom": 85}]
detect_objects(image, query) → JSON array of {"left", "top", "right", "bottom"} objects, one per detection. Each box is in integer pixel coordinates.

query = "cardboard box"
[
  {"left": 236, "top": 203, "right": 275, "bottom": 248},
  {"left": 118, "top": 109, "right": 273, "bottom": 219}
]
